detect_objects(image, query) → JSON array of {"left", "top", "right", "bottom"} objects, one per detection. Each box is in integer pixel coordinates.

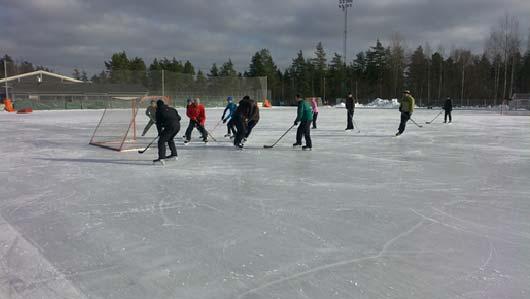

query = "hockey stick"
[
  {"left": 410, "top": 118, "right": 424, "bottom": 128},
  {"left": 211, "top": 119, "right": 223, "bottom": 132},
  {"left": 263, "top": 124, "right": 296, "bottom": 149},
  {"left": 425, "top": 110, "right": 443, "bottom": 124},
  {"left": 138, "top": 136, "right": 159, "bottom": 154},
  {"left": 205, "top": 129, "right": 217, "bottom": 142},
  {"left": 352, "top": 119, "right": 361, "bottom": 133}
]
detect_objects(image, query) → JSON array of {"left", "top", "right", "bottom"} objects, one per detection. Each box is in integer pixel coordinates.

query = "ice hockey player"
[
  {"left": 311, "top": 97, "right": 319, "bottom": 129},
  {"left": 221, "top": 96, "right": 237, "bottom": 137},
  {"left": 293, "top": 94, "right": 313, "bottom": 151},
  {"left": 141, "top": 100, "right": 157, "bottom": 136},
  {"left": 184, "top": 98, "right": 208, "bottom": 144},
  {"left": 345, "top": 93, "right": 355, "bottom": 130},
  {"left": 154, "top": 100, "right": 181, "bottom": 163},
  {"left": 232, "top": 96, "right": 259, "bottom": 149},
  {"left": 245, "top": 98, "right": 260, "bottom": 140},
  {"left": 396, "top": 90, "right": 415, "bottom": 136},
  {"left": 443, "top": 97, "right": 453, "bottom": 123}
]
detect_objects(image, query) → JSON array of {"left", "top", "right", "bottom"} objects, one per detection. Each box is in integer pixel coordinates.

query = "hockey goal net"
[{"left": 89, "top": 96, "right": 171, "bottom": 152}]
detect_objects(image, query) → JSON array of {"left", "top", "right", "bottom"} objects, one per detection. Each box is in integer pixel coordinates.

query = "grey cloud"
[{"left": 2, "top": 0, "right": 529, "bottom": 75}]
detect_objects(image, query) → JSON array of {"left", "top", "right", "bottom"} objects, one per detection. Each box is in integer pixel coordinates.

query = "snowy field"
[{"left": 1, "top": 107, "right": 530, "bottom": 299}]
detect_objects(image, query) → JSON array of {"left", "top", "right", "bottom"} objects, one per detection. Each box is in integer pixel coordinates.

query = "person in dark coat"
[
  {"left": 345, "top": 93, "right": 355, "bottom": 130},
  {"left": 233, "top": 96, "right": 259, "bottom": 149},
  {"left": 154, "top": 100, "right": 181, "bottom": 162},
  {"left": 245, "top": 99, "right": 260, "bottom": 139},
  {"left": 443, "top": 97, "right": 453, "bottom": 123}
]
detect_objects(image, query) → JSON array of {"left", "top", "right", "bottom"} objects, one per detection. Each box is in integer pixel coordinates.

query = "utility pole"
[
  {"left": 161, "top": 69, "right": 165, "bottom": 97},
  {"left": 3, "top": 59, "right": 8, "bottom": 99}
]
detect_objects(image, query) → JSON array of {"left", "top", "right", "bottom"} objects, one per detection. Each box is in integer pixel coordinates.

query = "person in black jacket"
[
  {"left": 154, "top": 100, "right": 181, "bottom": 162},
  {"left": 443, "top": 97, "right": 453, "bottom": 123},
  {"left": 233, "top": 96, "right": 259, "bottom": 149},
  {"left": 345, "top": 93, "right": 355, "bottom": 130}
]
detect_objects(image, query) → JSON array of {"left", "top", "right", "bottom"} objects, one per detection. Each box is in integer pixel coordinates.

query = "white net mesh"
[{"left": 89, "top": 96, "right": 169, "bottom": 151}]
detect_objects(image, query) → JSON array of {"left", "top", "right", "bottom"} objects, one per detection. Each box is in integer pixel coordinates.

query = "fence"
[{"left": 2, "top": 69, "right": 268, "bottom": 110}]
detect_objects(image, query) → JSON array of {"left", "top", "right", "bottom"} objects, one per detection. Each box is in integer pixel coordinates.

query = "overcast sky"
[{"left": 2, "top": 0, "right": 529, "bottom": 75}]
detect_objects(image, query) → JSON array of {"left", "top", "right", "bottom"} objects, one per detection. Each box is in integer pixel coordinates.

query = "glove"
[
  {"left": 399, "top": 106, "right": 402, "bottom": 112},
  {"left": 294, "top": 121, "right": 298, "bottom": 126},
  {"left": 223, "top": 119, "right": 227, "bottom": 124}
]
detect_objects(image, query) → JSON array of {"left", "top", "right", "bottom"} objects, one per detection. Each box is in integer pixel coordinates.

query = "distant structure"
[
  {"left": 510, "top": 93, "right": 530, "bottom": 110},
  {"left": 0, "top": 70, "right": 147, "bottom": 109},
  {"left": 502, "top": 93, "right": 530, "bottom": 116}
]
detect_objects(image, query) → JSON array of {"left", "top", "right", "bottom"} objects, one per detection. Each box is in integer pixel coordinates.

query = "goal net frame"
[{"left": 89, "top": 95, "right": 171, "bottom": 152}]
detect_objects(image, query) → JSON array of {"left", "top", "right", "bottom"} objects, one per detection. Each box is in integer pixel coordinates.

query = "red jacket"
[
  {"left": 196, "top": 104, "right": 206, "bottom": 125},
  {"left": 186, "top": 103, "right": 199, "bottom": 121}
]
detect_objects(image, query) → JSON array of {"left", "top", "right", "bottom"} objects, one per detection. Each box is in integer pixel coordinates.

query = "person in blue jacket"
[{"left": 221, "top": 96, "right": 237, "bottom": 137}]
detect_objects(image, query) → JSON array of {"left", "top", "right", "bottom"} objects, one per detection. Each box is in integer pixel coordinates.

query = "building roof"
[
  {"left": 11, "top": 82, "right": 148, "bottom": 95},
  {"left": 0, "top": 70, "right": 83, "bottom": 84}
]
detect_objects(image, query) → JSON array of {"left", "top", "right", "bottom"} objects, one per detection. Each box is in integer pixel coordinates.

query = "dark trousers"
[
  {"left": 245, "top": 119, "right": 258, "bottom": 138},
  {"left": 142, "top": 119, "right": 155, "bottom": 136},
  {"left": 444, "top": 111, "right": 452, "bottom": 123},
  {"left": 158, "top": 124, "right": 180, "bottom": 159},
  {"left": 312, "top": 112, "right": 318, "bottom": 128},
  {"left": 296, "top": 120, "right": 312, "bottom": 148},
  {"left": 233, "top": 115, "right": 246, "bottom": 145},
  {"left": 398, "top": 112, "right": 411, "bottom": 134},
  {"left": 226, "top": 119, "right": 236, "bottom": 135},
  {"left": 346, "top": 109, "right": 354, "bottom": 129},
  {"left": 185, "top": 120, "right": 207, "bottom": 141}
]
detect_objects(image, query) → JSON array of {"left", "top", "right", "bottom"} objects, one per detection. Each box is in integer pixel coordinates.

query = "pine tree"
[
  {"left": 219, "top": 59, "right": 237, "bottom": 76},
  {"left": 328, "top": 53, "right": 346, "bottom": 100},
  {"left": 183, "top": 61, "right": 195, "bottom": 75},
  {"left": 209, "top": 63, "right": 219, "bottom": 77},
  {"left": 407, "top": 46, "right": 428, "bottom": 105},
  {"left": 105, "top": 51, "right": 130, "bottom": 83},
  {"left": 311, "top": 42, "right": 327, "bottom": 99}
]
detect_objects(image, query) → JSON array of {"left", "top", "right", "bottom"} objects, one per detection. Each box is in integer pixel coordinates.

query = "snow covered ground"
[{"left": 1, "top": 107, "right": 529, "bottom": 299}]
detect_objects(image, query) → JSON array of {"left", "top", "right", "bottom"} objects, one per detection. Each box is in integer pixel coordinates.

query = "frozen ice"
[{"left": 1, "top": 107, "right": 529, "bottom": 298}]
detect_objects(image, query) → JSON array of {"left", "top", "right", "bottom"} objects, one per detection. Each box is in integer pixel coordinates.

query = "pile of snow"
[
  {"left": 365, "top": 98, "right": 400, "bottom": 108},
  {"left": 335, "top": 98, "right": 400, "bottom": 108}
]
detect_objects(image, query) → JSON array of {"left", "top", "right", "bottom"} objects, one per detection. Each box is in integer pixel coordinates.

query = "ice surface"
[{"left": 1, "top": 108, "right": 529, "bottom": 299}]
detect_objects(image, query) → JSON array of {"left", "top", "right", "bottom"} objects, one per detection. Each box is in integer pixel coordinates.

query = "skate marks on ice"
[
  {"left": 34, "top": 157, "right": 153, "bottom": 166},
  {"left": 237, "top": 212, "right": 426, "bottom": 299},
  {"left": 0, "top": 216, "right": 86, "bottom": 299}
]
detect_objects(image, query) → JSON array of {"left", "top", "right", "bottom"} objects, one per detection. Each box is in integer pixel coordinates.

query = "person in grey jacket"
[{"left": 142, "top": 100, "right": 158, "bottom": 136}]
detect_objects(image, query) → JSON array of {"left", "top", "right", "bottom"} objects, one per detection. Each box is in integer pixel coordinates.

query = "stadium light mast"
[{"left": 338, "top": 0, "right": 353, "bottom": 66}]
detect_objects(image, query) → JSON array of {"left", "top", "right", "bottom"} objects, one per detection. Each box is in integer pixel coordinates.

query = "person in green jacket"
[
  {"left": 293, "top": 94, "right": 313, "bottom": 150},
  {"left": 142, "top": 100, "right": 158, "bottom": 136},
  {"left": 396, "top": 90, "right": 415, "bottom": 136}
]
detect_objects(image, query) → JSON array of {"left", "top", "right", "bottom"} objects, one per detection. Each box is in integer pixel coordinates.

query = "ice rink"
[{"left": 1, "top": 107, "right": 529, "bottom": 299}]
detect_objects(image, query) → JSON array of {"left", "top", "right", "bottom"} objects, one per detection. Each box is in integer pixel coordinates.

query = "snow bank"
[
  {"left": 335, "top": 98, "right": 400, "bottom": 109},
  {"left": 364, "top": 98, "right": 400, "bottom": 108}
]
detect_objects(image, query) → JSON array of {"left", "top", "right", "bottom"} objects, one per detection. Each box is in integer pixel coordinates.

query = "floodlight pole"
[
  {"left": 3, "top": 59, "right": 8, "bottom": 99},
  {"left": 338, "top": 0, "right": 353, "bottom": 66}
]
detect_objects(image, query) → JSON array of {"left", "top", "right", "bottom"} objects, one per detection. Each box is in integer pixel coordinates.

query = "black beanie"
[{"left": 156, "top": 99, "right": 165, "bottom": 107}]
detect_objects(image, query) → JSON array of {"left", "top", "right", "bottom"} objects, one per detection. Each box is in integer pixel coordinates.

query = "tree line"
[{"left": 2, "top": 15, "right": 530, "bottom": 106}]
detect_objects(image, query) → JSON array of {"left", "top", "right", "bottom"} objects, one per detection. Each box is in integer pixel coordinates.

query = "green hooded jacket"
[
  {"left": 295, "top": 99, "right": 314, "bottom": 122},
  {"left": 400, "top": 94, "right": 415, "bottom": 113}
]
